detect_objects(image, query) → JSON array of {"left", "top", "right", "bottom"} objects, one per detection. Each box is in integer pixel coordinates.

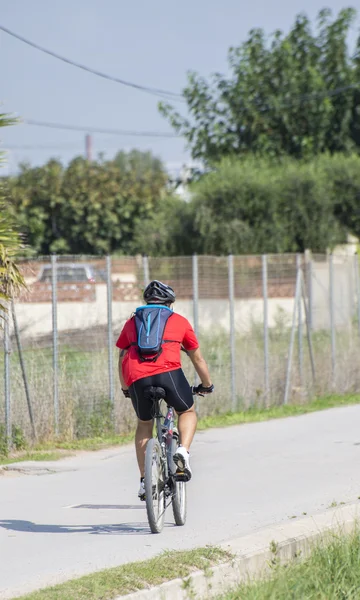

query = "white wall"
[
  {"left": 12, "top": 283, "right": 295, "bottom": 338},
  {"left": 12, "top": 257, "right": 358, "bottom": 339}
]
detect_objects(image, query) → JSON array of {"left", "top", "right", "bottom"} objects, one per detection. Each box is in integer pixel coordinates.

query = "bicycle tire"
[
  {"left": 170, "top": 435, "right": 187, "bottom": 526},
  {"left": 144, "top": 438, "right": 166, "bottom": 534}
]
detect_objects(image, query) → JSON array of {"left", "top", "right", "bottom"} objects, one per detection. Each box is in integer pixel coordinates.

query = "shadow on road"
[
  {"left": 72, "top": 504, "right": 145, "bottom": 510},
  {"left": 0, "top": 519, "right": 151, "bottom": 535}
]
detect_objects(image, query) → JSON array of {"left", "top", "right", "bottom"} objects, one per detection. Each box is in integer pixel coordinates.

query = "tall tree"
[
  {"left": 7, "top": 150, "right": 169, "bottom": 255},
  {"left": 160, "top": 8, "right": 359, "bottom": 163}
]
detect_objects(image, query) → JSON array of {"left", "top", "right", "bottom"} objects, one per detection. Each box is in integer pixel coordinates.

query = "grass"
[
  {"left": 196, "top": 392, "right": 360, "bottom": 430},
  {"left": 36, "top": 433, "right": 135, "bottom": 451},
  {"left": 1, "top": 392, "right": 360, "bottom": 466},
  {"left": 13, "top": 546, "right": 231, "bottom": 600},
  {"left": 3, "top": 320, "right": 360, "bottom": 446},
  {"left": 216, "top": 529, "right": 360, "bottom": 599},
  {"left": 12, "top": 527, "right": 360, "bottom": 600},
  {"left": 0, "top": 451, "right": 66, "bottom": 466},
  {"left": 0, "top": 433, "right": 134, "bottom": 466}
]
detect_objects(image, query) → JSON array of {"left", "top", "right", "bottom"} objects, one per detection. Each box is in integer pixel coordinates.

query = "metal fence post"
[
  {"left": 106, "top": 256, "right": 115, "bottom": 405},
  {"left": 284, "top": 269, "right": 301, "bottom": 405},
  {"left": 305, "top": 252, "right": 313, "bottom": 331},
  {"left": 192, "top": 254, "right": 199, "bottom": 337},
  {"left": 354, "top": 254, "right": 360, "bottom": 338},
  {"left": 51, "top": 254, "right": 59, "bottom": 436},
  {"left": 300, "top": 272, "right": 316, "bottom": 386},
  {"left": 11, "top": 300, "right": 37, "bottom": 441},
  {"left": 329, "top": 254, "right": 336, "bottom": 387},
  {"left": 297, "top": 254, "right": 303, "bottom": 387},
  {"left": 4, "top": 309, "right": 11, "bottom": 450},
  {"left": 192, "top": 254, "right": 199, "bottom": 387},
  {"left": 143, "top": 255, "right": 150, "bottom": 288},
  {"left": 262, "top": 255, "right": 270, "bottom": 404},
  {"left": 228, "top": 255, "right": 236, "bottom": 411}
]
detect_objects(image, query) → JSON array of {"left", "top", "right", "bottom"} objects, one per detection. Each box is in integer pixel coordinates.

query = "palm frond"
[{"left": 0, "top": 111, "right": 26, "bottom": 322}]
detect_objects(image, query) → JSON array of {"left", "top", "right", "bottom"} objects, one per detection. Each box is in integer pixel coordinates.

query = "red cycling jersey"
[{"left": 116, "top": 311, "right": 199, "bottom": 387}]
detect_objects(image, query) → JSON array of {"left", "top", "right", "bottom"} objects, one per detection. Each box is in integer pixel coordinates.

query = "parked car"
[{"left": 36, "top": 263, "right": 105, "bottom": 284}]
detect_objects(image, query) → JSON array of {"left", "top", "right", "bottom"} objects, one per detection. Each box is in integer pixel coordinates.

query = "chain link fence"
[{"left": 1, "top": 252, "right": 360, "bottom": 448}]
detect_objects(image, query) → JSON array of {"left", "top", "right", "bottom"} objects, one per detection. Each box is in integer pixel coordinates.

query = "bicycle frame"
[{"left": 153, "top": 399, "right": 175, "bottom": 484}]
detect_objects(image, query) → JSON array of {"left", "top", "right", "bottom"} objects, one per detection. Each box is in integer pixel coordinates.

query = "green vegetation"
[
  {"left": 161, "top": 8, "right": 360, "bottom": 162},
  {"left": 197, "top": 393, "right": 360, "bottom": 430},
  {"left": 2, "top": 314, "right": 360, "bottom": 449},
  {"left": 216, "top": 530, "right": 360, "bottom": 599},
  {"left": 11, "top": 528, "right": 360, "bottom": 600},
  {"left": 0, "top": 112, "right": 26, "bottom": 319},
  {"left": 0, "top": 452, "right": 67, "bottom": 466},
  {"left": 1, "top": 393, "right": 359, "bottom": 465},
  {"left": 3, "top": 10, "right": 360, "bottom": 256},
  {"left": 6, "top": 148, "right": 360, "bottom": 257},
  {"left": 187, "top": 154, "right": 356, "bottom": 254},
  {"left": 6, "top": 150, "right": 168, "bottom": 255},
  {"left": 13, "top": 546, "right": 231, "bottom": 600}
]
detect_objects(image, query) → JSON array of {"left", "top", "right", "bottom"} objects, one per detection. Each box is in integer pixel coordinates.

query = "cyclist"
[{"left": 116, "top": 279, "right": 214, "bottom": 499}]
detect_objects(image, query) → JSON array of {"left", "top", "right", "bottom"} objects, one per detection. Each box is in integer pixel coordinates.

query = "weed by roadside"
[
  {"left": 13, "top": 546, "right": 231, "bottom": 600},
  {"left": 2, "top": 392, "right": 360, "bottom": 465},
  {"left": 216, "top": 529, "right": 360, "bottom": 599}
]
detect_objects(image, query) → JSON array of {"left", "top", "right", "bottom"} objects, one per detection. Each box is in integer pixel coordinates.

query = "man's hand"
[
  {"left": 192, "top": 383, "right": 214, "bottom": 397},
  {"left": 122, "top": 388, "right": 130, "bottom": 398}
]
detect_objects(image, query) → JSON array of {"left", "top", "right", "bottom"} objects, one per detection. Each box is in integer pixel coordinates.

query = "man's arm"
[
  {"left": 187, "top": 347, "right": 212, "bottom": 388},
  {"left": 118, "top": 349, "right": 128, "bottom": 390}
]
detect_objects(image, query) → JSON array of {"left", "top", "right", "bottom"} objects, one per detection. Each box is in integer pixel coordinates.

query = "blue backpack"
[{"left": 132, "top": 305, "right": 175, "bottom": 362}]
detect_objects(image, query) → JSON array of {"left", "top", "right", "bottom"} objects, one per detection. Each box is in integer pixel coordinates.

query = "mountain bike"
[{"left": 143, "top": 386, "right": 189, "bottom": 534}]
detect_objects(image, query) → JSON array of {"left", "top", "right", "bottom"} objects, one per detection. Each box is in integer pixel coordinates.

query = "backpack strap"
[{"left": 129, "top": 339, "right": 180, "bottom": 362}]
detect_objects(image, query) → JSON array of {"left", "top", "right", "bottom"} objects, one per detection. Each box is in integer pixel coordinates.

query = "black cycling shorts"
[{"left": 129, "top": 368, "right": 194, "bottom": 421}]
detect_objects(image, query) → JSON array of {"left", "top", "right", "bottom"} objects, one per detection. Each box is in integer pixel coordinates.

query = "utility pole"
[{"left": 85, "top": 134, "right": 92, "bottom": 161}]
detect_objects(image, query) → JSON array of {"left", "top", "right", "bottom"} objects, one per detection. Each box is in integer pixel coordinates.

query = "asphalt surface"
[{"left": 1, "top": 405, "right": 360, "bottom": 599}]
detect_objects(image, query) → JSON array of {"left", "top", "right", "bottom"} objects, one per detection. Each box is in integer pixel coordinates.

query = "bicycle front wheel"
[
  {"left": 144, "top": 438, "right": 166, "bottom": 534},
  {"left": 171, "top": 436, "right": 187, "bottom": 526}
]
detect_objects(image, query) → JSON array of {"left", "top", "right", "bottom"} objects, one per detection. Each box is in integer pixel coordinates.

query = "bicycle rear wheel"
[
  {"left": 144, "top": 438, "right": 166, "bottom": 534},
  {"left": 171, "top": 435, "right": 187, "bottom": 526}
]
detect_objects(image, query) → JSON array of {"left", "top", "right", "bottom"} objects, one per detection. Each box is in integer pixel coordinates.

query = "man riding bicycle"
[{"left": 116, "top": 279, "right": 214, "bottom": 499}]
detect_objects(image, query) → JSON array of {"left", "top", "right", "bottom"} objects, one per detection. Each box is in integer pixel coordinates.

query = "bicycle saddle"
[{"left": 143, "top": 386, "right": 166, "bottom": 401}]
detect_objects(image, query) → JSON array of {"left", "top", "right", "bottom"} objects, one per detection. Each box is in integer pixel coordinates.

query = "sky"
[{"left": 1, "top": 0, "right": 359, "bottom": 175}]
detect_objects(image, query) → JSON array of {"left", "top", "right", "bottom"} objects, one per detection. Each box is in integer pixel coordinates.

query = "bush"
[
  {"left": 0, "top": 424, "right": 27, "bottom": 456},
  {"left": 74, "top": 398, "right": 114, "bottom": 439},
  {"left": 190, "top": 154, "right": 353, "bottom": 255}
]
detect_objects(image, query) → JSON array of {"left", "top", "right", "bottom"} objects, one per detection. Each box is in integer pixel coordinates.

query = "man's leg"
[
  {"left": 135, "top": 419, "right": 153, "bottom": 477},
  {"left": 177, "top": 406, "right": 197, "bottom": 452}
]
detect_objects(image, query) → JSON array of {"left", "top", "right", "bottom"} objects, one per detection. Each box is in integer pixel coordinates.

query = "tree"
[
  {"left": 7, "top": 159, "right": 64, "bottom": 254},
  {"left": 160, "top": 8, "right": 360, "bottom": 163},
  {"left": 130, "top": 195, "right": 198, "bottom": 256},
  {"left": 0, "top": 114, "right": 26, "bottom": 319},
  {"left": 7, "top": 150, "right": 169, "bottom": 255}
]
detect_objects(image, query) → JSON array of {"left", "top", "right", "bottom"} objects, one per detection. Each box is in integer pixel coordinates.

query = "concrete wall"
[
  {"left": 12, "top": 284, "right": 296, "bottom": 338},
  {"left": 311, "top": 260, "right": 356, "bottom": 330},
  {"left": 11, "top": 258, "right": 358, "bottom": 339}
]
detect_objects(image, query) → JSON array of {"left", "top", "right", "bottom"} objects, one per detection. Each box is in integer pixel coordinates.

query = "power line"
[
  {"left": 4, "top": 142, "right": 88, "bottom": 150},
  {"left": 22, "top": 118, "right": 178, "bottom": 138},
  {"left": 2, "top": 136, "right": 169, "bottom": 150},
  {"left": 2, "top": 24, "right": 359, "bottom": 108},
  {"left": 0, "top": 24, "right": 184, "bottom": 102}
]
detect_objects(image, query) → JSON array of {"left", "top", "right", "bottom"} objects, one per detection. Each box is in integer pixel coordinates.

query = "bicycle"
[{"left": 143, "top": 385, "right": 189, "bottom": 534}]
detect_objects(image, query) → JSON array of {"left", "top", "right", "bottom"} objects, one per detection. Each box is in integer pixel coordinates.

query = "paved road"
[{"left": 1, "top": 405, "right": 360, "bottom": 599}]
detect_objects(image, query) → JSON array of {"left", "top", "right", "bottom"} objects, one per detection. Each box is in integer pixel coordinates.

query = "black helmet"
[{"left": 143, "top": 280, "right": 176, "bottom": 304}]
